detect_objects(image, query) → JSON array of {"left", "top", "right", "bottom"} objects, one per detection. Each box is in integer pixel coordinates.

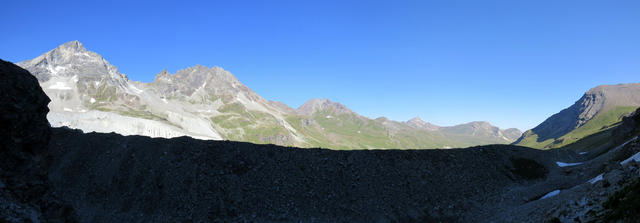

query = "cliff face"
[{"left": 0, "top": 59, "right": 76, "bottom": 222}]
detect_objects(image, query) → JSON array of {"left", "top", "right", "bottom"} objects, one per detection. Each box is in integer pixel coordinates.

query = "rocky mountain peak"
[
  {"left": 296, "top": 98, "right": 353, "bottom": 116},
  {"left": 408, "top": 117, "right": 424, "bottom": 123},
  {"left": 406, "top": 117, "right": 440, "bottom": 131},
  {"left": 153, "top": 69, "right": 171, "bottom": 82},
  {"left": 515, "top": 83, "right": 640, "bottom": 144},
  {"left": 57, "top": 40, "right": 87, "bottom": 53},
  {"left": 150, "top": 65, "right": 245, "bottom": 96},
  {"left": 18, "top": 40, "right": 126, "bottom": 83}
]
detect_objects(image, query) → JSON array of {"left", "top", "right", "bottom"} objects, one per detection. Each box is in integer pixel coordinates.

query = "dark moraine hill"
[{"left": 3, "top": 58, "right": 640, "bottom": 222}]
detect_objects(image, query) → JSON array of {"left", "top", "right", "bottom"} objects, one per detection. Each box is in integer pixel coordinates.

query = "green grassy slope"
[
  {"left": 284, "top": 111, "right": 468, "bottom": 150},
  {"left": 210, "top": 103, "right": 296, "bottom": 146}
]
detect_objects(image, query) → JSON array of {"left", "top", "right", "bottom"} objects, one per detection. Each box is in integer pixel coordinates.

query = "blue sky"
[{"left": 2, "top": 0, "right": 639, "bottom": 130}]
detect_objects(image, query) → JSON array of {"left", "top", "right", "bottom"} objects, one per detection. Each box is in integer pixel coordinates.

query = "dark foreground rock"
[
  {"left": 48, "top": 128, "right": 560, "bottom": 222},
  {"left": 44, "top": 127, "right": 640, "bottom": 222},
  {"left": 0, "top": 59, "right": 76, "bottom": 222}
]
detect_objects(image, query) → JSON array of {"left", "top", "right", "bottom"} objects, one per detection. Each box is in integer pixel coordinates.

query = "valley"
[{"left": 17, "top": 41, "right": 522, "bottom": 150}]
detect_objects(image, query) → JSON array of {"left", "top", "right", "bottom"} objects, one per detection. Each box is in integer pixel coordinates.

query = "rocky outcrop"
[
  {"left": 0, "top": 59, "right": 76, "bottom": 222},
  {"left": 516, "top": 84, "right": 640, "bottom": 144},
  {"left": 613, "top": 107, "right": 640, "bottom": 145}
]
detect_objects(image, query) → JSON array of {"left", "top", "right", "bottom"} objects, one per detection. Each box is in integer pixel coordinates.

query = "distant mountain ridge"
[
  {"left": 516, "top": 83, "right": 640, "bottom": 149},
  {"left": 16, "top": 40, "right": 521, "bottom": 149}
]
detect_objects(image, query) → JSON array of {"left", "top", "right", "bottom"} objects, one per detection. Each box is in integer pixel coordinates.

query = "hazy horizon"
[{"left": 2, "top": 0, "right": 639, "bottom": 131}]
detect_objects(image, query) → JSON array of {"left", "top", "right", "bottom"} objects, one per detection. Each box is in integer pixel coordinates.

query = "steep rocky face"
[
  {"left": 16, "top": 40, "right": 129, "bottom": 91},
  {"left": 0, "top": 59, "right": 76, "bottom": 222},
  {"left": 516, "top": 84, "right": 640, "bottom": 148},
  {"left": 149, "top": 65, "right": 261, "bottom": 102},
  {"left": 17, "top": 40, "right": 140, "bottom": 113}
]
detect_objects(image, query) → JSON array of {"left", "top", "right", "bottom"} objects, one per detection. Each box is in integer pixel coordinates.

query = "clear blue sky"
[{"left": 2, "top": 0, "right": 639, "bottom": 131}]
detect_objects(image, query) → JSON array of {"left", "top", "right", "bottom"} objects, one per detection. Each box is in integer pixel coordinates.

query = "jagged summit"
[
  {"left": 296, "top": 98, "right": 353, "bottom": 116},
  {"left": 150, "top": 64, "right": 248, "bottom": 97},
  {"left": 17, "top": 40, "right": 126, "bottom": 82},
  {"left": 153, "top": 69, "right": 171, "bottom": 82},
  {"left": 57, "top": 40, "right": 86, "bottom": 52}
]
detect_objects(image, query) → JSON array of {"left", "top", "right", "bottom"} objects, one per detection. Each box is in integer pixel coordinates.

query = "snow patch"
[
  {"left": 48, "top": 111, "right": 221, "bottom": 140},
  {"left": 620, "top": 151, "right": 640, "bottom": 166},
  {"left": 540, "top": 190, "right": 560, "bottom": 200},
  {"left": 588, "top": 173, "right": 604, "bottom": 184},
  {"left": 161, "top": 98, "right": 168, "bottom": 104},
  {"left": 556, "top": 162, "right": 582, "bottom": 167},
  {"left": 129, "top": 84, "right": 144, "bottom": 94},
  {"left": 47, "top": 64, "right": 67, "bottom": 75},
  {"left": 49, "top": 82, "right": 72, "bottom": 90},
  {"left": 326, "top": 115, "right": 333, "bottom": 119},
  {"left": 579, "top": 152, "right": 588, "bottom": 155},
  {"left": 63, "top": 108, "right": 73, "bottom": 112},
  {"left": 90, "top": 98, "right": 96, "bottom": 104}
]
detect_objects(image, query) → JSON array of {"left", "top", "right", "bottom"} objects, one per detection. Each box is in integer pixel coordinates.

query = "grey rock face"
[
  {"left": 150, "top": 65, "right": 250, "bottom": 98},
  {"left": 18, "top": 40, "right": 141, "bottom": 113},
  {"left": 17, "top": 40, "right": 128, "bottom": 87},
  {"left": 516, "top": 84, "right": 640, "bottom": 143}
]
